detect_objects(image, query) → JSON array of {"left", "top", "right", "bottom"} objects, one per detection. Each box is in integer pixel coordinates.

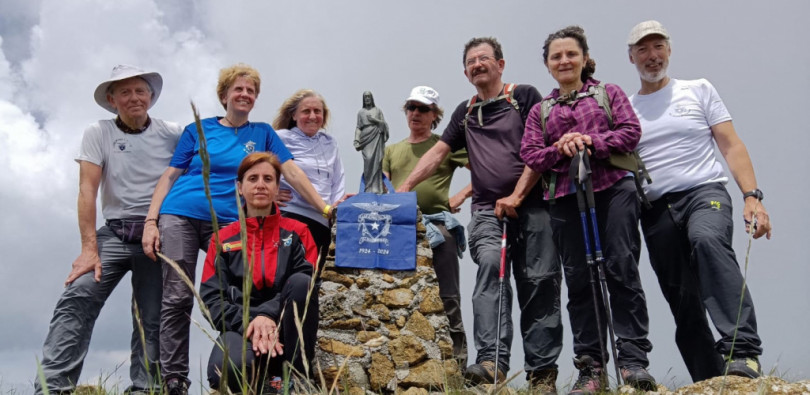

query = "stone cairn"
[{"left": 314, "top": 210, "right": 463, "bottom": 394}]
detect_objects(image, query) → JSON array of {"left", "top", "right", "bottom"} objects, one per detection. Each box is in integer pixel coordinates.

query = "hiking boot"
[
  {"left": 725, "top": 356, "right": 761, "bottom": 378},
  {"left": 164, "top": 378, "right": 188, "bottom": 395},
  {"left": 568, "top": 355, "right": 605, "bottom": 394},
  {"left": 464, "top": 360, "right": 506, "bottom": 385},
  {"left": 621, "top": 365, "right": 657, "bottom": 391},
  {"left": 527, "top": 368, "right": 558, "bottom": 394}
]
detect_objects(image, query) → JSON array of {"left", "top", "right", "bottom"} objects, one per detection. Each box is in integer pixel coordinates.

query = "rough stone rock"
[
  {"left": 400, "top": 359, "right": 445, "bottom": 388},
  {"left": 416, "top": 255, "right": 432, "bottom": 268},
  {"left": 400, "top": 270, "right": 427, "bottom": 288},
  {"left": 395, "top": 315, "right": 406, "bottom": 328},
  {"left": 367, "top": 319, "right": 381, "bottom": 328},
  {"left": 317, "top": 365, "right": 340, "bottom": 386},
  {"left": 356, "top": 277, "right": 371, "bottom": 288},
  {"left": 385, "top": 323, "right": 400, "bottom": 338},
  {"left": 369, "top": 303, "right": 391, "bottom": 321},
  {"left": 356, "top": 330, "right": 381, "bottom": 343},
  {"left": 437, "top": 339, "right": 454, "bottom": 359},
  {"left": 398, "top": 387, "right": 428, "bottom": 395},
  {"left": 380, "top": 288, "right": 414, "bottom": 308},
  {"left": 443, "top": 360, "right": 464, "bottom": 389},
  {"left": 403, "top": 311, "right": 435, "bottom": 341},
  {"left": 348, "top": 387, "right": 365, "bottom": 395},
  {"left": 383, "top": 274, "right": 396, "bottom": 283},
  {"left": 331, "top": 318, "right": 363, "bottom": 330},
  {"left": 418, "top": 287, "right": 444, "bottom": 314},
  {"left": 347, "top": 362, "right": 370, "bottom": 389},
  {"left": 318, "top": 338, "right": 363, "bottom": 357},
  {"left": 369, "top": 352, "right": 395, "bottom": 391},
  {"left": 388, "top": 335, "right": 427, "bottom": 365},
  {"left": 321, "top": 270, "right": 354, "bottom": 288}
]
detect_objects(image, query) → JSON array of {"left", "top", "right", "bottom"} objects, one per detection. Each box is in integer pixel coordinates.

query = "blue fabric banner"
[{"left": 335, "top": 191, "right": 418, "bottom": 271}]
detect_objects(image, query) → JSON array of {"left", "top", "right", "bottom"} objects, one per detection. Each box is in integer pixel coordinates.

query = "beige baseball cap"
[{"left": 627, "top": 20, "right": 670, "bottom": 46}]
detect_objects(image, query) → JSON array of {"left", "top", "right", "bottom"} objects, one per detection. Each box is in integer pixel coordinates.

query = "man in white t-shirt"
[
  {"left": 626, "top": 21, "right": 772, "bottom": 382},
  {"left": 35, "top": 65, "right": 182, "bottom": 394}
]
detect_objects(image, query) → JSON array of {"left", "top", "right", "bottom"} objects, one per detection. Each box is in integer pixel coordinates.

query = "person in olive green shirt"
[{"left": 383, "top": 86, "right": 471, "bottom": 370}]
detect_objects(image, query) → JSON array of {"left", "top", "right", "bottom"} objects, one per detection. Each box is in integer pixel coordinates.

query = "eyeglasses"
[
  {"left": 465, "top": 55, "right": 494, "bottom": 68},
  {"left": 406, "top": 104, "right": 432, "bottom": 113}
]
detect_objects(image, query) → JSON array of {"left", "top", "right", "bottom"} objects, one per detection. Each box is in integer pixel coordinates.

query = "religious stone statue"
[{"left": 354, "top": 91, "right": 389, "bottom": 194}]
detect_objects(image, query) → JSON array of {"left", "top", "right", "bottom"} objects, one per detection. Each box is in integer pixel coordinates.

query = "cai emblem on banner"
[{"left": 335, "top": 191, "right": 417, "bottom": 270}]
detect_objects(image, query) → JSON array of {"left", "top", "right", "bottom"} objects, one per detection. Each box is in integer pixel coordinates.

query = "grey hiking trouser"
[
  {"left": 158, "top": 214, "right": 216, "bottom": 383},
  {"left": 550, "top": 178, "right": 653, "bottom": 368},
  {"left": 430, "top": 222, "right": 468, "bottom": 369},
  {"left": 641, "top": 182, "right": 762, "bottom": 381},
  {"left": 469, "top": 202, "right": 562, "bottom": 373},
  {"left": 35, "top": 226, "right": 162, "bottom": 394}
]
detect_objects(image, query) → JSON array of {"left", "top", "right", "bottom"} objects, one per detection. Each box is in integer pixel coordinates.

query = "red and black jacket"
[{"left": 200, "top": 207, "right": 317, "bottom": 333}]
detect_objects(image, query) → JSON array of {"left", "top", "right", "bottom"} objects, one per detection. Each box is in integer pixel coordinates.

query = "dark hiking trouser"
[
  {"left": 207, "top": 272, "right": 319, "bottom": 391},
  {"left": 641, "top": 182, "right": 762, "bottom": 381},
  {"left": 469, "top": 202, "right": 562, "bottom": 373},
  {"left": 550, "top": 178, "right": 653, "bottom": 368},
  {"left": 430, "top": 222, "right": 468, "bottom": 369},
  {"left": 36, "top": 226, "right": 161, "bottom": 394},
  {"left": 158, "top": 214, "right": 216, "bottom": 384}
]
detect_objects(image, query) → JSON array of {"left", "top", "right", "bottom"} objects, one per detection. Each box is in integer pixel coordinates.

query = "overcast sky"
[{"left": 1, "top": 1, "right": 808, "bottom": 393}]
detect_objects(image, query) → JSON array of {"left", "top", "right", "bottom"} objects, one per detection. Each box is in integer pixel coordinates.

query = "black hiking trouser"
[
  {"left": 641, "top": 182, "right": 762, "bottom": 381},
  {"left": 207, "top": 272, "right": 318, "bottom": 391},
  {"left": 551, "top": 178, "right": 653, "bottom": 368}
]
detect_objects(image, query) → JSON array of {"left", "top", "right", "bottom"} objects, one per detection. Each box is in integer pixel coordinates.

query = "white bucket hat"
[
  {"left": 405, "top": 85, "right": 440, "bottom": 107},
  {"left": 94, "top": 64, "right": 163, "bottom": 114}
]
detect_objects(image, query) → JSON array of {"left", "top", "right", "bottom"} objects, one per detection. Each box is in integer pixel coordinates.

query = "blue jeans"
[{"left": 36, "top": 226, "right": 162, "bottom": 394}]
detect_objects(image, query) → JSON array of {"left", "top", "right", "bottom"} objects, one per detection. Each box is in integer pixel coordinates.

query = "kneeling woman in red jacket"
[{"left": 200, "top": 151, "right": 319, "bottom": 391}]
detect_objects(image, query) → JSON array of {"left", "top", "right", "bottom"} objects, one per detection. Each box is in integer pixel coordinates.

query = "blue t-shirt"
[{"left": 160, "top": 117, "right": 293, "bottom": 223}]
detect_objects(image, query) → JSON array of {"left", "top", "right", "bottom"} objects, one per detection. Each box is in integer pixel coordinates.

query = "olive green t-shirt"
[{"left": 383, "top": 134, "right": 468, "bottom": 214}]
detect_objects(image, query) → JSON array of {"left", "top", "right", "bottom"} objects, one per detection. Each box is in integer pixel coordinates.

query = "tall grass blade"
[{"left": 721, "top": 208, "right": 758, "bottom": 395}]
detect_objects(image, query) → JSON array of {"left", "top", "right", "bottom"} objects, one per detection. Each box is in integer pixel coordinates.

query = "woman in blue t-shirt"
[{"left": 140, "top": 64, "right": 332, "bottom": 391}]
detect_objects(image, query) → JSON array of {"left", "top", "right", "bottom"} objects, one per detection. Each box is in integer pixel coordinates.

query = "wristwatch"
[{"left": 742, "top": 188, "right": 764, "bottom": 201}]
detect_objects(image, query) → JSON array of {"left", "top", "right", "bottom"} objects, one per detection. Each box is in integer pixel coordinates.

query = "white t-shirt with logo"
[
  {"left": 75, "top": 118, "right": 182, "bottom": 219},
  {"left": 630, "top": 78, "right": 732, "bottom": 201}
]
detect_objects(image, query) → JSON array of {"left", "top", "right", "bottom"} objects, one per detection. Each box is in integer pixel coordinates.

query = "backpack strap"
[
  {"left": 464, "top": 83, "right": 519, "bottom": 128},
  {"left": 589, "top": 83, "right": 614, "bottom": 129},
  {"left": 538, "top": 96, "right": 559, "bottom": 204}
]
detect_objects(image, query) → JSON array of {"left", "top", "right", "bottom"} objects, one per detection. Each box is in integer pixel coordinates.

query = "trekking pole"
[
  {"left": 493, "top": 217, "right": 509, "bottom": 387},
  {"left": 571, "top": 149, "right": 623, "bottom": 386},
  {"left": 570, "top": 152, "right": 608, "bottom": 376}
]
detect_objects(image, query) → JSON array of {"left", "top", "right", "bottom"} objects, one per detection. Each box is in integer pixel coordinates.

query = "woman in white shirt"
[{"left": 272, "top": 89, "right": 346, "bottom": 269}]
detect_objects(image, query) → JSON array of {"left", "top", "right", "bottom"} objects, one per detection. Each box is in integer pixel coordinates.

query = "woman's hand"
[
  {"left": 142, "top": 223, "right": 161, "bottom": 261},
  {"left": 554, "top": 132, "right": 593, "bottom": 157},
  {"left": 276, "top": 189, "right": 293, "bottom": 207},
  {"left": 246, "top": 315, "right": 283, "bottom": 357}
]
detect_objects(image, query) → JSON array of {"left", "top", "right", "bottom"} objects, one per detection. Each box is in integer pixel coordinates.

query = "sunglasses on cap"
[{"left": 405, "top": 104, "right": 432, "bottom": 113}]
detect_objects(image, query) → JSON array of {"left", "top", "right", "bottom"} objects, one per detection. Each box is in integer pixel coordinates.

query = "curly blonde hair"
[
  {"left": 272, "top": 89, "right": 330, "bottom": 131},
  {"left": 216, "top": 64, "right": 261, "bottom": 110}
]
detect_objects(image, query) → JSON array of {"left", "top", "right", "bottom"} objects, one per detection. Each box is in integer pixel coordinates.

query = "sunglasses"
[{"left": 406, "top": 104, "right": 432, "bottom": 113}]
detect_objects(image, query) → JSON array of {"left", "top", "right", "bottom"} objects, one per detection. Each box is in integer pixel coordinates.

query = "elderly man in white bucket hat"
[
  {"left": 35, "top": 65, "right": 183, "bottom": 395},
  {"left": 383, "top": 85, "right": 472, "bottom": 370},
  {"left": 626, "top": 21, "right": 771, "bottom": 381}
]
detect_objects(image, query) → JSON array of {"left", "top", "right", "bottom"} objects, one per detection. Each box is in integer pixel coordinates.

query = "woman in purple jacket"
[{"left": 520, "top": 26, "right": 655, "bottom": 394}]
